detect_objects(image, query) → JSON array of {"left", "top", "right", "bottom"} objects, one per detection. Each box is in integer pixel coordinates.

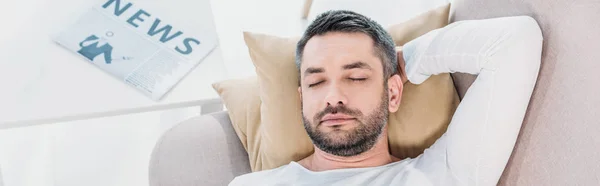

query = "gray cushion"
[
  {"left": 450, "top": 0, "right": 600, "bottom": 185},
  {"left": 149, "top": 111, "right": 251, "bottom": 186}
]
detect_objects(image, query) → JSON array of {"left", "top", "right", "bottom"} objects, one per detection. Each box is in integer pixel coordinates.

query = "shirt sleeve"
[{"left": 403, "top": 16, "right": 543, "bottom": 185}]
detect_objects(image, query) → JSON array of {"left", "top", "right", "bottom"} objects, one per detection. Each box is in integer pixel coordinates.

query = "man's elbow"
[
  {"left": 504, "top": 16, "right": 544, "bottom": 82},
  {"left": 511, "top": 16, "right": 544, "bottom": 48}
]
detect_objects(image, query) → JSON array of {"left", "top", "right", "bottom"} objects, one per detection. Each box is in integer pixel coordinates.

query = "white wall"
[{"left": 0, "top": 107, "right": 200, "bottom": 186}]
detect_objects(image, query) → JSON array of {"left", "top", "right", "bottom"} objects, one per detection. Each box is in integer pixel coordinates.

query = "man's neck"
[{"left": 298, "top": 131, "right": 400, "bottom": 172}]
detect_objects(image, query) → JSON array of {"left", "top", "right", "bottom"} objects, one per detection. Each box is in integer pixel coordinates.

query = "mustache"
[{"left": 314, "top": 104, "right": 362, "bottom": 122}]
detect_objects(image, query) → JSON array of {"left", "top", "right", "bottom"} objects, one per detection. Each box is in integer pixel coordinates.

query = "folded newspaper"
[{"left": 54, "top": 0, "right": 218, "bottom": 100}]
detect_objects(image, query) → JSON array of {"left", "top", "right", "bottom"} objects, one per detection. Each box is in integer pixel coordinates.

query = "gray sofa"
[
  {"left": 149, "top": 111, "right": 250, "bottom": 186},
  {"left": 149, "top": 0, "right": 600, "bottom": 185}
]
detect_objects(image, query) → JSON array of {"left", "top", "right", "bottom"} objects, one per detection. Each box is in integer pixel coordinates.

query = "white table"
[{"left": 0, "top": 0, "right": 228, "bottom": 128}]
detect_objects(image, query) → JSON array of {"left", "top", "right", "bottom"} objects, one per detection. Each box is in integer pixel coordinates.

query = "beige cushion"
[
  {"left": 450, "top": 0, "right": 600, "bottom": 185},
  {"left": 214, "top": 3, "right": 459, "bottom": 171},
  {"left": 212, "top": 77, "right": 262, "bottom": 152}
]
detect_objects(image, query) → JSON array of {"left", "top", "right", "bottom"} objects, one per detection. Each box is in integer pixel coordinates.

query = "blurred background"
[{"left": 0, "top": 0, "right": 448, "bottom": 185}]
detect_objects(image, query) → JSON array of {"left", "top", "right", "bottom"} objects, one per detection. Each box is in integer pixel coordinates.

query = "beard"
[{"left": 302, "top": 89, "right": 389, "bottom": 157}]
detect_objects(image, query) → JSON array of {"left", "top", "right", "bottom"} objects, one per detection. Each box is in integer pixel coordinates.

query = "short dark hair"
[{"left": 295, "top": 10, "right": 398, "bottom": 83}]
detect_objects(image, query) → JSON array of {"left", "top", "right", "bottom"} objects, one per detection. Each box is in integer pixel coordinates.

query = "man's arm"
[{"left": 403, "top": 16, "right": 543, "bottom": 185}]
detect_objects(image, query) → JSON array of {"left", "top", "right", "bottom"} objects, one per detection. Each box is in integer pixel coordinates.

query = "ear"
[
  {"left": 298, "top": 86, "right": 302, "bottom": 100},
  {"left": 387, "top": 74, "right": 403, "bottom": 113}
]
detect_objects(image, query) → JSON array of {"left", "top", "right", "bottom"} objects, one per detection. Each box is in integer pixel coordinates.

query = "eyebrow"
[
  {"left": 304, "top": 67, "right": 324, "bottom": 77},
  {"left": 303, "top": 61, "right": 372, "bottom": 78},
  {"left": 343, "top": 61, "right": 372, "bottom": 70}
]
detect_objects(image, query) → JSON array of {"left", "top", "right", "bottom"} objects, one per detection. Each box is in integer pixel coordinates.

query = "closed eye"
[
  {"left": 308, "top": 80, "right": 325, "bottom": 88},
  {"left": 349, "top": 78, "right": 367, "bottom": 81}
]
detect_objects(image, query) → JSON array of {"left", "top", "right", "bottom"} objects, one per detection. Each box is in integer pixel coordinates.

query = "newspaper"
[{"left": 54, "top": 0, "right": 218, "bottom": 101}]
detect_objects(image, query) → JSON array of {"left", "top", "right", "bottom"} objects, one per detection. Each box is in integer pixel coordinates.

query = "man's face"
[{"left": 298, "top": 32, "right": 390, "bottom": 157}]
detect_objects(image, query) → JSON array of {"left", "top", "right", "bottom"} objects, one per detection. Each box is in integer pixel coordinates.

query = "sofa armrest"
[{"left": 149, "top": 111, "right": 251, "bottom": 186}]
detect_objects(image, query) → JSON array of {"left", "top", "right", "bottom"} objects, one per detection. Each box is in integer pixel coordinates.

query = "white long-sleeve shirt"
[{"left": 229, "top": 15, "right": 543, "bottom": 186}]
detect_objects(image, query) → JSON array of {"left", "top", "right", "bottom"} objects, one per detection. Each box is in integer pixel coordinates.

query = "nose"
[{"left": 324, "top": 84, "right": 347, "bottom": 107}]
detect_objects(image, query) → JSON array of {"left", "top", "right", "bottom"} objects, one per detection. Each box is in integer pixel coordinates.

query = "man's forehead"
[{"left": 300, "top": 32, "right": 382, "bottom": 73}]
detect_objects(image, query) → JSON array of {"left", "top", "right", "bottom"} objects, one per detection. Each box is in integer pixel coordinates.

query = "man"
[{"left": 230, "top": 10, "right": 542, "bottom": 186}]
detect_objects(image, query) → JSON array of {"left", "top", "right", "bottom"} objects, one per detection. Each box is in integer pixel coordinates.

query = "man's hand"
[{"left": 395, "top": 46, "right": 409, "bottom": 84}]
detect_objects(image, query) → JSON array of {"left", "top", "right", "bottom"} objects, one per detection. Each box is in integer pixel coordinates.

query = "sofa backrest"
[{"left": 449, "top": 0, "right": 600, "bottom": 185}]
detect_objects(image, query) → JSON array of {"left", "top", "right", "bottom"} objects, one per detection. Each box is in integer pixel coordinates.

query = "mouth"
[{"left": 320, "top": 114, "right": 356, "bottom": 127}]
